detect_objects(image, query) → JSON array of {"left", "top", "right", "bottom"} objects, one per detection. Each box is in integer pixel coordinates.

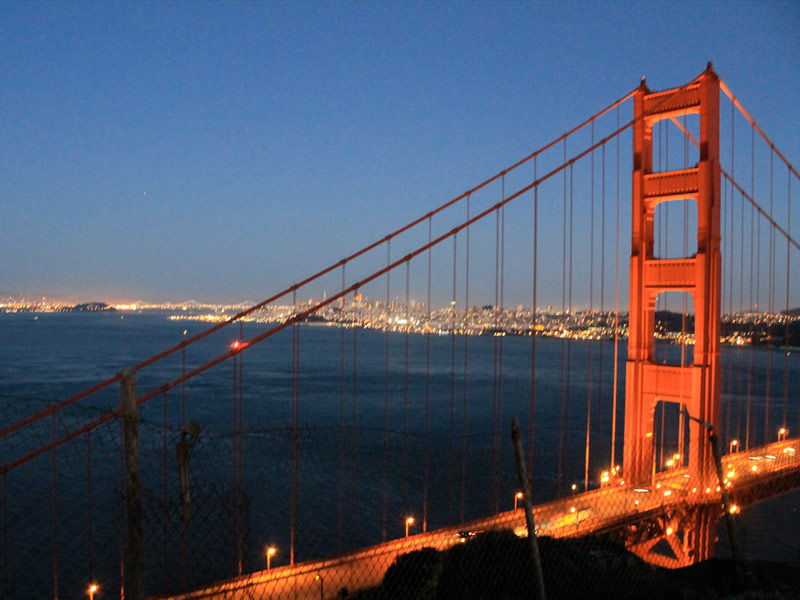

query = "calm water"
[{"left": 1, "top": 312, "right": 797, "bottom": 597}]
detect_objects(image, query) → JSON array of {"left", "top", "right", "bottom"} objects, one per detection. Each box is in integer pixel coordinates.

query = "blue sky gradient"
[{"left": 2, "top": 1, "right": 798, "bottom": 304}]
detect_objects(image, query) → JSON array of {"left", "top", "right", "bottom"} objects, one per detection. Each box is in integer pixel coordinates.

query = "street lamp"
[
  {"left": 88, "top": 583, "right": 98, "bottom": 600},
  {"left": 778, "top": 427, "right": 787, "bottom": 442},
  {"left": 315, "top": 574, "right": 324, "bottom": 600},
  {"left": 571, "top": 483, "right": 577, "bottom": 497},
  {"left": 266, "top": 546, "right": 276, "bottom": 570},
  {"left": 570, "top": 506, "right": 580, "bottom": 528},
  {"left": 514, "top": 491, "right": 523, "bottom": 510},
  {"left": 405, "top": 516, "right": 415, "bottom": 538},
  {"left": 730, "top": 439, "right": 738, "bottom": 454}
]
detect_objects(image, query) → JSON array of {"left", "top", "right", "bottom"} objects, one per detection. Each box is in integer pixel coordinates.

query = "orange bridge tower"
[{"left": 623, "top": 66, "right": 721, "bottom": 563}]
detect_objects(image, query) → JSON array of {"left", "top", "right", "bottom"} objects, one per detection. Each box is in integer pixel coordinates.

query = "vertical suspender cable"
[
  {"left": 182, "top": 344, "right": 186, "bottom": 425},
  {"left": 119, "top": 398, "right": 127, "bottom": 598},
  {"left": 382, "top": 250, "right": 393, "bottom": 539},
  {"left": 163, "top": 389, "right": 170, "bottom": 583},
  {"left": 499, "top": 177, "right": 506, "bottom": 495},
  {"left": 657, "top": 119, "right": 665, "bottom": 469},
  {"left": 403, "top": 262, "right": 410, "bottom": 518},
  {"left": 585, "top": 123, "right": 595, "bottom": 492},
  {"left": 722, "top": 176, "right": 730, "bottom": 443},
  {"left": 529, "top": 159, "right": 538, "bottom": 481},
  {"left": 566, "top": 163, "right": 575, "bottom": 486},
  {"left": 558, "top": 140, "right": 567, "bottom": 493},
  {"left": 238, "top": 320, "right": 245, "bottom": 574},
  {"left": 738, "top": 182, "right": 746, "bottom": 442},
  {"left": 87, "top": 429, "right": 94, "bottom": 583},
  {"left": 350, "top": 288, "right": 358, "bottom": 543},
  {"left": 611, "top": 105, "right": 621, "bottom": 474},
  {"left": 461, "top": 196, "right": 471, "bottom": 523},
  {"left": 497, "top": 176, "right": 507, "bottom": 509},
  {"left": 598, "top": 139, "right": 606, "bottom": 472},
  {"left": 2, "top": 473, "right": 8, "bottom": 600},
  {"left": 450, "top": 232, "right": 457, "bottom": 522},
  {"left": 747, "top": 124, "right": 755, "bottom": 450},
  {"left": 493, "top": 198, "right": 502, "bottom": 510},
  {"left": 337, "top": 265, "right": 345, "bottom": 551},
  {"left": 291, "top": 289, "right": 300, "bottom": 565},
  {"left": 51, "top": 413, "right": 59, "bottom": 600},
  {"left": 766, "top": 151, "right": 774, "bottom": 444},
  {"left": 727, "top": 105, "right": 735, "bottom": 443},
  {"left": 783, "top": 169, "right": 791, "bottom": 429},
  {"left": 382, "top": 241, "right": 391, "bottom": 542},
  {"left": 424, "top": 217, "right": 432, "bottom": 532}
]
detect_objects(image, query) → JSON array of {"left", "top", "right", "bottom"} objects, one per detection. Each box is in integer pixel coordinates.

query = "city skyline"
[{"left": 2, "top": 2, "right": 799, "bottom": 306}]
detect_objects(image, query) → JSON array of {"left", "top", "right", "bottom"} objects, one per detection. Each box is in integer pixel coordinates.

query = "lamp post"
[
  {"left": 266, "top": 546, "right": 276, "bottom": 570},
  {"left": 315, "top": 574, "right": 324, "bottom": 600},
  {"left": 778, "top": 428, "right": 787, "bottom": 442},
  {"left": 514, "top": 491, "right": 523, "bottom": 510},
  {"left": 88, "top": 583, "right": 98, "bottom": 600},
  {"left": 730, "top": 439, "right": 738, "bottom": 454},
  {"left": 405, "top": 516, "right": 415, "bottom": 538},
  {"left": 571, "top": 483, "right": 577, "bottom": 497}
]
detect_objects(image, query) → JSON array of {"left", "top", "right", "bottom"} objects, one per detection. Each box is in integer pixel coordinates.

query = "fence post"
[
  {"left": 122, "top": 369, "right": 145, "bottom": 600},
  {"left": 511, "top": 418, "right": 546, "bottom": 600}
]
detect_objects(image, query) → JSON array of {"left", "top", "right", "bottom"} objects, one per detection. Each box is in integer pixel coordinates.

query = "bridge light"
[
  {"left": 88, "top": 583, "right": 98, "bottom": 600},
  {"left": 730, "top": 439, "right": 738, "bottom": 454},
  {"left": 266, "top": 546, "right": 276, "bottom": 570},
  {"left": 405, "top": 516, "right": 415, "bottom": 538},
  {"left": 751, "top": 464, "right": 758, "bottom": 472},
  {"left": 515, "top": 491, "right": 523, "bottom": 510},
  {"left": 730, "top": 504, "right": 740, "bottom": 514},
  {"left": 778, "top": 428, "right": 787, "bottom": 441},
  {"left": 666, "top": 527, "right": 673, "bottom": 536}
]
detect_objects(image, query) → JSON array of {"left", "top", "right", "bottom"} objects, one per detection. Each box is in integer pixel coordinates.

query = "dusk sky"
[{"left": 2, "top": 1, "right": 798, "bottom": 305}]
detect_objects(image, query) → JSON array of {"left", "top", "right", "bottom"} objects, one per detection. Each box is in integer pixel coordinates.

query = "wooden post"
[
  {"left": 511, "top": 418, "right": 546, "bottom": 600},
  {"left": 122, "top": 369, "right": 144, "bottom": 600}
]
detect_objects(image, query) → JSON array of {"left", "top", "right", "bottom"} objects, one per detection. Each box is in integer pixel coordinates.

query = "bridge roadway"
[{"left": 156, "top": 439, "right": 800, "bottom": 600}]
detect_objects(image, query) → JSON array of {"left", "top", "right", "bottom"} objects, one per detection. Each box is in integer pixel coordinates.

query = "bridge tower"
[{"left": 623, "top": 66, "right": 721, "bottom": 561}]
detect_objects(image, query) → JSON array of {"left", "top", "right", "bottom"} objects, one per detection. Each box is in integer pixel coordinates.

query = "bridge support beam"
[
  {"left": 623, "top": 66, "right": 721, "bottom": 563},
  {"left": 624, "top": 504, "right": 717, "bottom": 568}
]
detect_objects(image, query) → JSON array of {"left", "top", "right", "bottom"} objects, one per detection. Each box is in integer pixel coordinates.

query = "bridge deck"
[{"left": 155, "top": 438, "right": 800, "bottom": 600}]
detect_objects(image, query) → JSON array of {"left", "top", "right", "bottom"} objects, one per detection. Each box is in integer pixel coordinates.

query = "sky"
[{"left": 2, "top": 1, "right": 799, "bottom": 306}]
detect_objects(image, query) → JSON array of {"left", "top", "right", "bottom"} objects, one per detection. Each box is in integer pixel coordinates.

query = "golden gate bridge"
[{"left": 1, "top": 65, "right": 799, "bottom": 599}]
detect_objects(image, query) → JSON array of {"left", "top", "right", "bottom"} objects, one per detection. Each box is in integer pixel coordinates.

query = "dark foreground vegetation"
[{"left": 352, "top": 530, "right": 800, "bottom": 600}]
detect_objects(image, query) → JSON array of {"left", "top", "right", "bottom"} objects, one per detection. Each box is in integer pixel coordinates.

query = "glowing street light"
[
  {"left": 266, "top": 546, "right": 276, "bottom": 570},
  {"left": 315, "top": 574, "right": 324, "bottom": 600},
  {"left": 514, "top": 491, "right": 523, "bottom": 510},
  {"left": 571, "top": 483, "right": 577, "bottom": 497},
  {"left": 778, "top": 427, "right": 787, "bottom": 442},
  {"left": 405, "top": 516, "right": 415, "bottom": 538},
  {"left": 730, "top": 439, "right": 738, "bottom": 454},
  {"left": 88, "top": 583, "right": 98, "bottom": 600}
]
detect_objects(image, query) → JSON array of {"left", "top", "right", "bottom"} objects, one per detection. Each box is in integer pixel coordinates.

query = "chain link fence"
[{"left": 2, "top": 383, "right": 799, "bottom": 600}]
